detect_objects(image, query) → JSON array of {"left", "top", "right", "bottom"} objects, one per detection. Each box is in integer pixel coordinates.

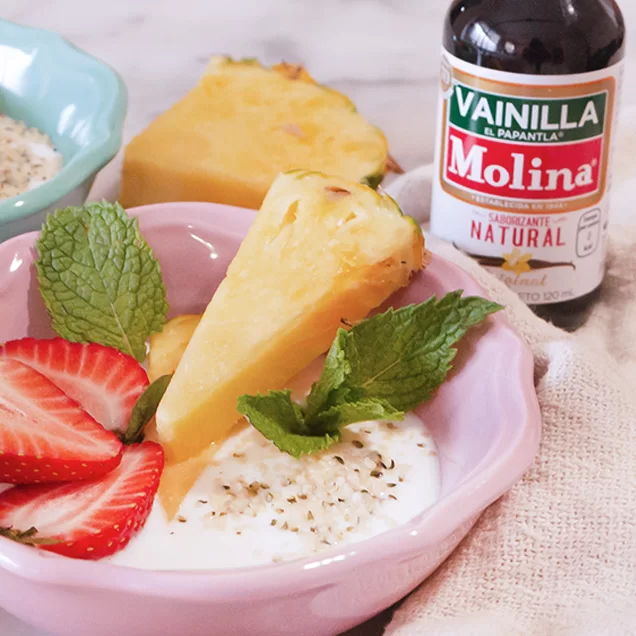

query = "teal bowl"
[{"left": 0, "top": 20, "right": 127, "bottom": 241}]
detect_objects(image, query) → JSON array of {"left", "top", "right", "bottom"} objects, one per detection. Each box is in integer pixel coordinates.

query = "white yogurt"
[
  {"left": 0, "top": 115, "right": 63, "bottom": 199},
  {"left": 26, "top": 142, "right": 62, "bottom": 192},
  {"left": 110, "top": 413, "right": 440, "bottom": 570}
]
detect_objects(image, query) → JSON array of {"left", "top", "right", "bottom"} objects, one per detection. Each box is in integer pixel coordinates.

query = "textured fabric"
[{"left": 383, "top": 161, "right": 636, "bottom": 635}]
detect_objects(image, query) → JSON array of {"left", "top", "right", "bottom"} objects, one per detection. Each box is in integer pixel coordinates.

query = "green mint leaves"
[
  {"left": 316, "top": 291, "right": 502, "bottom": 413},
  {"left": 237, "top": 292, "right": 501, "bottom": 457},
  {"left": 237, "top": 391, "right": 340, "bottom": 457},
  {"left": 36, "top": 202, "right": 169, "bottom": 362}
]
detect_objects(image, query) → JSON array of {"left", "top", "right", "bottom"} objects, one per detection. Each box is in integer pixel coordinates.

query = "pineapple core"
[{"left": 156, "top": 171, "right": 426, "bottom": 462}]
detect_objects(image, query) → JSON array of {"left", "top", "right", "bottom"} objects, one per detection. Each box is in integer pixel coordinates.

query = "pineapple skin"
[
  {"left": 361, "top": 170, "right": 385, "bottom": 190},
  {"left": 156, "top": 171, "right": 425, "bottom": 463},
  {"left": 120, "top": 57, "right": 388, "bottom": 210}
]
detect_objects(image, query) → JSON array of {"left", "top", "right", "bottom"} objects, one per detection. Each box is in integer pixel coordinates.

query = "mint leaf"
[
  {"left": 237, "top": 391, "right": 339, "bottom": 457},
  {"left": 322, "top": 292, "right": 501, "bottom": 412},
  {"left": 314, "top": 396, "right": 403, "bottom": 431},
  {"left": 123, "top": 374, "right": 172, "bottom": 444},
  {"left": 35, "top": 202, "right": 169, "bottom": 362},
  {"left": 304, "top": 330, "right": 349, "bottom": 420}
]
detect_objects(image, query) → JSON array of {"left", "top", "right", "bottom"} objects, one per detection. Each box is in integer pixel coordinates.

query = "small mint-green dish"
[{"left": 0, "top": 19, "right": 127, "bottom": 241}]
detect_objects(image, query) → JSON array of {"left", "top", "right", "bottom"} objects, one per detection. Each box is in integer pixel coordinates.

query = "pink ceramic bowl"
[{"left": 0, "top": 202, "right": 541, "bottom": 636}]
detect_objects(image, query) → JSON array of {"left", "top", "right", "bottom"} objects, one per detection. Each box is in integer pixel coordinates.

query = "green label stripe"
[{"left": 449, "top": 84, "right": 606, "bottom": 143}]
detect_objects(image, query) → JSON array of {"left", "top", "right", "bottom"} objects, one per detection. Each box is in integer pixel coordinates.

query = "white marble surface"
[{"left": 1, "top": 0, "right": 636, "bottom": 634}]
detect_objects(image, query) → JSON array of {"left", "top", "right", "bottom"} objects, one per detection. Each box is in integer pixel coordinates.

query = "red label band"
[{"left": 443, "top": 126, "right": 602, "bottom": 201}]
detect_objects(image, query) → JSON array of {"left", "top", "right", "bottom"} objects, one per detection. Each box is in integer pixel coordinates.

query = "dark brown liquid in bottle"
[{"left": 444, "top": 0, "right": 625, "bottom": 330}]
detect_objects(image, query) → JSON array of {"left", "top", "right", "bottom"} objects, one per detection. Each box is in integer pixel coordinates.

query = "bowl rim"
[
  {"left": 0, "top": 19, "right": 127, "bottom": 221},
  {"left": 0, "top": 201, "right": 541, "bottom": 600}
]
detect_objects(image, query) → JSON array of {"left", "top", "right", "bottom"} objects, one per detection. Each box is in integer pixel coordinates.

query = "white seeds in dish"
[
  {"left": 0, "top": 114, "right": 63, "bottom": 200},
  {"left": 109, "top": 413, "right": 440, "bottom": 570}
]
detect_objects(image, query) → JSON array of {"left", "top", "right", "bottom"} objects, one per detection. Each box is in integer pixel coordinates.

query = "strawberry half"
[
  {"left": 0, "top": 359, "right": 123, "bottom": 484},
  {"left": 1, "top": 338, "right": 149, "bottom": 433},
  {"left": 0, "top": 442, "right": 164, "bottom": 560}
]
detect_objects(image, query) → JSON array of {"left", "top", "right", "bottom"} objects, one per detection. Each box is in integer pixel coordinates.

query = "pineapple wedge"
[
  {"left": 120, "top": 57, "right": 389, "bottom": 210},
  {"left": 147, "top": 314, "right": 201, "bottom": 382},
  {"left": 156, "top": 171, "right": 426, "bottom": 462}
]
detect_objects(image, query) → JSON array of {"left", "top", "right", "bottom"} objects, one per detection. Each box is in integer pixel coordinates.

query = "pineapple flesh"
[
  {"left": 120, "top": 57, "right": 389, "bottom": 210},
  {"left": 147, "top": 314, "right": 201, "bottom": 382},
  {"left": 156, "top": 171, "right": 426, "bottom": 462}
]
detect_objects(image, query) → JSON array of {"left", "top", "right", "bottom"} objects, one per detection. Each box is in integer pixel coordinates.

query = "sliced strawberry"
[
  {"left": 0, "top": 338, "right": 149, "bottom": 433},
  {"left": 0, "top": 359, "right": 123, "bottom": 484},
  {"left": 0, "top": 442, "right": 164, "bottom": 560}
]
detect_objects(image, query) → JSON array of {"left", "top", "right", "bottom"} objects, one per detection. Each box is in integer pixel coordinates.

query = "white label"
[{"left": 431, "top": 51, "right": 623, "bottom": 304}]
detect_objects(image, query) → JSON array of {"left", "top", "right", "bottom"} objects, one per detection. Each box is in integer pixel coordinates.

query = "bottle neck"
[{"left": 445, "top": 0, "right": 625, "bottom": 74}]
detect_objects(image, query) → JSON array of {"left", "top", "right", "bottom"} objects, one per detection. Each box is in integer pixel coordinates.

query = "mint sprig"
[
  {"left": 237, "top": 292, "right": 501, "bottom": 457},
  {"left": 35, "top": 202, "right": 169, "bottom": 362}
]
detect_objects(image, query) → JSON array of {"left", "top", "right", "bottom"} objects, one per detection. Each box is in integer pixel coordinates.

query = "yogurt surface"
[
  {"left": 0, "top": 114, "right": 63, "bottom": 199},
  {"left": 110, "top": 413, "right": 440, "bottom": 570}
]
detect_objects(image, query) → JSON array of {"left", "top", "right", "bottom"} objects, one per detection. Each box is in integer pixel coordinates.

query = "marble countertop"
[{"left": 1, "top": 0, "right": 635, "bottom": 633}]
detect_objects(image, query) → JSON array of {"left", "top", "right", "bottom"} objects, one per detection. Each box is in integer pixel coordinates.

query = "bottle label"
[{"left": 431, "top": 51, "right": 623, "bottom": 305}]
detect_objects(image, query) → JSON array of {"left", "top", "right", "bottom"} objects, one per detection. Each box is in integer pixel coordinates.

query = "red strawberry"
[
  {"left": 0, "top": 358, "right": 123, "bottom": 484},
  {"left": 0, "top": 338, "right": 149, "bottom": 433},
  {"left": 0, "top": 442, "right": 164, "bottom": 560}
]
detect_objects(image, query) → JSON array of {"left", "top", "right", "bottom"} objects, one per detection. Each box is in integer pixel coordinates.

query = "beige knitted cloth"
[{"left": 383, "top": 159, "right": 636, "bottom": 635}]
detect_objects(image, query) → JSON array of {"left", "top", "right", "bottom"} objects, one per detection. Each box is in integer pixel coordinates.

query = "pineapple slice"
[
  {"left": 147, "top": 314, "right": 201, "bottom": 382},
  {"left": 156, "top": 171, "right": 426, "bottom": 462},
  {"left": 120, "top": 57, "right": 389, "bottom": 210}
]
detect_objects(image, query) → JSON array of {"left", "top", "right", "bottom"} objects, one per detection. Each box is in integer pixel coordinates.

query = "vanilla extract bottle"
[{"left": 431, "top": 0, "right": 625, "bottom": 330}]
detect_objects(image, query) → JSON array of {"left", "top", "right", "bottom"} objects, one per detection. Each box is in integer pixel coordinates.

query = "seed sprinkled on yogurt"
[
  {"left": 196, "top": 417, "right": 433, "bottom": 552},
  {"left": 109, "top": 414, "right": 440, "bottom": 570}
]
